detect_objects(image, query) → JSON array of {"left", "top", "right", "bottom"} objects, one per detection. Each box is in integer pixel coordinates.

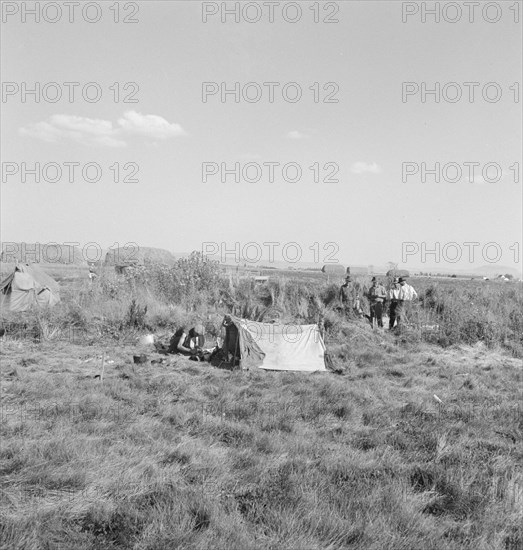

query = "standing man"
[
  {"left": 395, "top": 277, "right": 418, "bottom": 328},
  {"left": 388, "top": 277, "right": 401, "bottom": 330},
  {"left": 366, "top": 277, "right": 387, "bottom": 328},
  {"left": 339, "top": 275, "right": 358, "bottom": 319},
  {"left": 398, "top": 277, "right": 418, "bottom": 301}
]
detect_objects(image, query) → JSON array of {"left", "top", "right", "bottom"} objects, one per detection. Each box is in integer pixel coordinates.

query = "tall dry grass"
[{"left": 2, "top": 256, "right": 521, "bottom": 358}]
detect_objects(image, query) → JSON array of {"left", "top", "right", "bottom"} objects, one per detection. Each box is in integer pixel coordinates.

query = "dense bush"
[{"left": 120, "top": 252, "right": 224, "bottom": 310}]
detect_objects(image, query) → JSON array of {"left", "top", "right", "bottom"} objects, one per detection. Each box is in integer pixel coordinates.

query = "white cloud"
[
  {"left": 19, "top": 111, "right": 185, "bottom": 147},
  {"left": 117, "top": 110, "right": 185, "bottom": 139},
  {"left": 350, "top": 162, "right": 381, "bottom": 174},
  {"left": 20, "top": 115, "right": 126, "bottom": 147},
  {"left": 286, "top": 130, "right": 309, "bottom": 139}
]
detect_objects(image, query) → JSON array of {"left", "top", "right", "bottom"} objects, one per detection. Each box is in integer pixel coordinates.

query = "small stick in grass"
[{"left": 100, "top": 352, "right": 106, "bottom": 383}]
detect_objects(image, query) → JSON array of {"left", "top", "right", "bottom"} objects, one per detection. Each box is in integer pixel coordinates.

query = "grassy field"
[
  {"left": 1, "top": 256, "right": 522, "bottom": 549},
  {"left": 0, "top": 262, "right": 90, "bottom": 284}
]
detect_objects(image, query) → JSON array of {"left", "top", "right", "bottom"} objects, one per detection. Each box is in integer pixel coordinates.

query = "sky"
[{"left": 1, "top": 1, "right": 522, "bottom": 273}]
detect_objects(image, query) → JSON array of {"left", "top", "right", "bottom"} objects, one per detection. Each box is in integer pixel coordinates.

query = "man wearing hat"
[
  {"left": 339, "top": 275, "right": 360, "bottom": 319},
  {"left": 387, "top": 277, "right": 402, "bottom": 329},
  {"left": 366, "top": 277, "right": 387, "bottom": 328}
]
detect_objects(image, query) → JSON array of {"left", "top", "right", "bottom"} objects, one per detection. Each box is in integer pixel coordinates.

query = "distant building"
[
  {"left": 321, "top": 264, "right": 346, "bottom": 276},
  {"left": 386, "top": 269, "right": 410, "bottom": 278}
]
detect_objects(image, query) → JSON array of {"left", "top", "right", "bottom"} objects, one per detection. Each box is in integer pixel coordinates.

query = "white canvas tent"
[
  {"left": 220, "top": 316, "right": 327, "bottom": 372},
  {"left": 0, "top": 264, "right": 60, "bottom": 312}
]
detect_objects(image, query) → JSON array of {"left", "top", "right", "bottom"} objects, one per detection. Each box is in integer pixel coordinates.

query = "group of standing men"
[{"left": 339, "top": 274, "right": 418, "bottom": 330}]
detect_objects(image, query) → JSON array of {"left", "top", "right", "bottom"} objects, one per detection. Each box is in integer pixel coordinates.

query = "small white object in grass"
[
  {"left": 433, "top": 394, "right": 443, "bottom": 404},
  {"left": 139, "top": 335, "right": 155, "bottom": 346}
]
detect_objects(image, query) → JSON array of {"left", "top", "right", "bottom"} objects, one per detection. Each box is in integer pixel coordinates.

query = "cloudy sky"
[{"left": 1, "top": 1, "right": 521, "bottom": 271}]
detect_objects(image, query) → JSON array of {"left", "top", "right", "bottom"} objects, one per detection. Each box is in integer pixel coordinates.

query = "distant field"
[
  {"left": 2, "top": 260, "right": 512, "bottom": 283},
  {"left": 2, "top": 260, "right": 519, "bottom": 303},
  {"left": 1, "top": 262, "right": 89, "bottom": 281}
]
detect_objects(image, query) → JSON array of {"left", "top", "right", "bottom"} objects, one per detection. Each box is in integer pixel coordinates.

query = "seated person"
[{"left": 168, "top": 324, "right": 206, "bottom": 357}]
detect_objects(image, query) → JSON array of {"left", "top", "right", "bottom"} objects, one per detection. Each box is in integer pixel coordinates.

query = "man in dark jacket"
[
  {"left": 366, "top": 277, "right": 387, "bottom": 328},
  {"left": 339, "top": 276, "right": 360, "bottom": 318}
]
